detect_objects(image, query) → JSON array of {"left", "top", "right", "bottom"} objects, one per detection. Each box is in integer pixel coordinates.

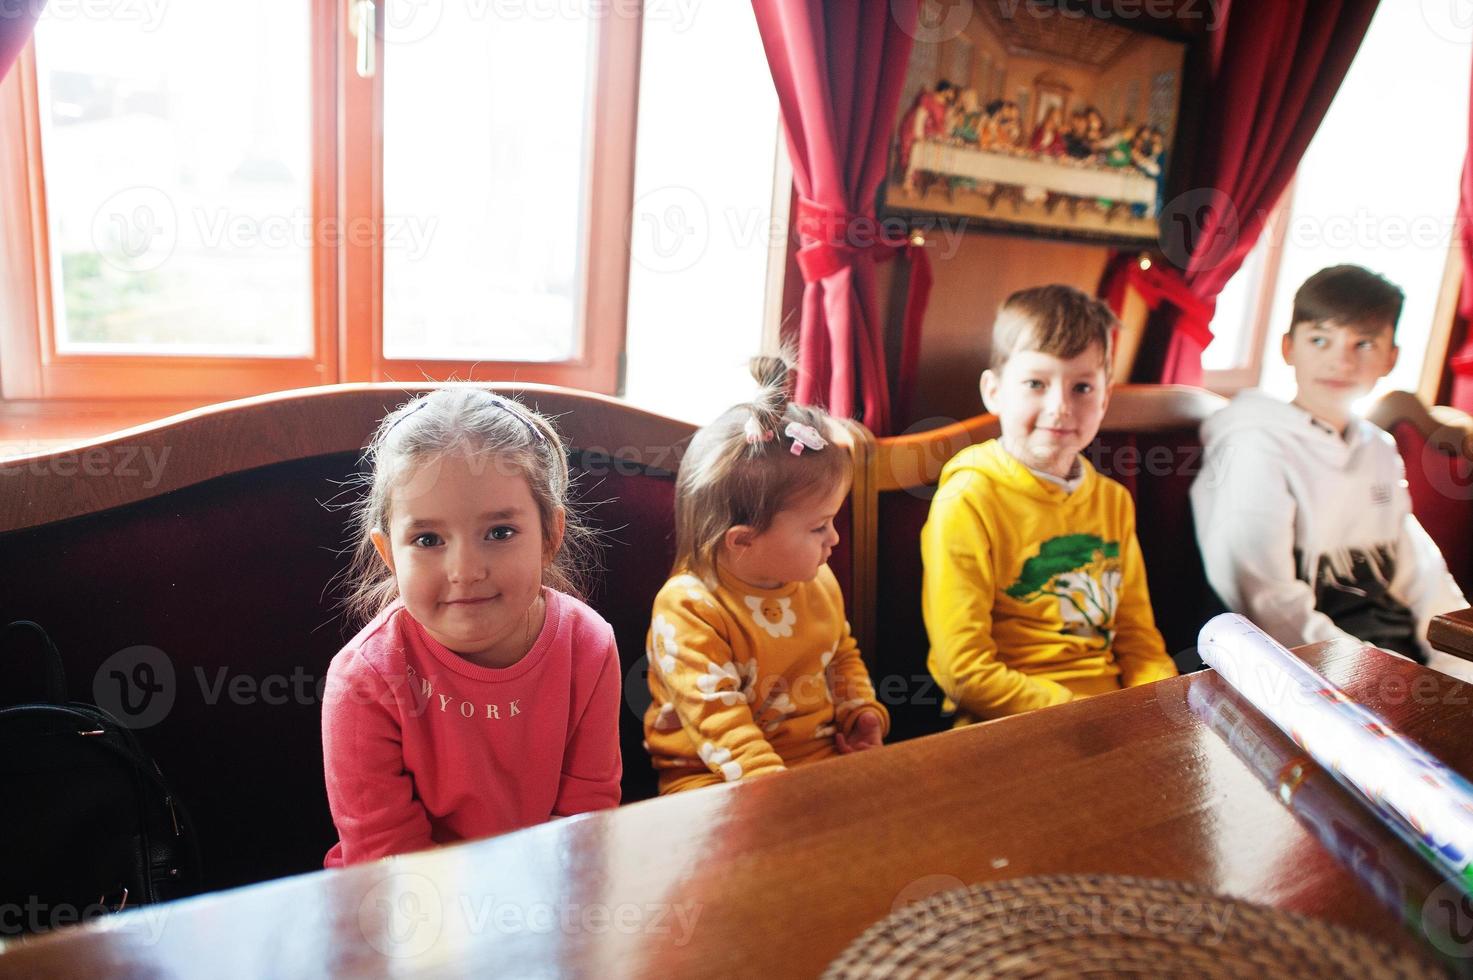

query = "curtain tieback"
[
  {"left": 793, "top": 197, "right": 922, "bottom": 283},
  {"left": 792, "top": 197, "right": 934, "bottom": 428}
]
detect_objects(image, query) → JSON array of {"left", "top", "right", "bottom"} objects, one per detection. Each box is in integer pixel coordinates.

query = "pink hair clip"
[
  {"left": 744, "top": 416, "right": 774, "bottom": 445},
  {"left": 785, "top": 421, "right": 827, "bottom": 456}
]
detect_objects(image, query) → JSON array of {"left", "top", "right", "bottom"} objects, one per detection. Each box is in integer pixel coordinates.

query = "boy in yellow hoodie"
[{"left": 922, "top": 285, "right": 1177, "bottom": 725}]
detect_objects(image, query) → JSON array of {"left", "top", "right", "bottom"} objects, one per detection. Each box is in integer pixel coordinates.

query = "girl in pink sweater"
[{"left": 322, "top": 389, "right": 622, "bottom": 866}]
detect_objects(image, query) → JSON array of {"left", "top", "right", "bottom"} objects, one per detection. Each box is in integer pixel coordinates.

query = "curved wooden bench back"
[
  {"left": 0, "top": 383, "right": 705, "bottom": 891},
  {"left": 0, "top": 383, "right": 695, "bottom": 533},
  {"left": 848, "top": 384, "right": 1228, "bottom": 741},
  {"left": 0, "top": 381, "right": 873, "bottom": 892}
]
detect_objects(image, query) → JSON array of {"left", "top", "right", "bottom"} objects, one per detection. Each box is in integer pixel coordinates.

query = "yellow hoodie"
[
  {"left": 921, "top": 440, "right": 1176, "bottom": 725},
  {"left": 644, "top": 565, "right": 889, "bottom": 794}
]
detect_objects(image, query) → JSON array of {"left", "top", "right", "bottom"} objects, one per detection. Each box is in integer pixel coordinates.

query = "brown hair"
[
  {"left": 339, "top": 387, "right": 594, "bottom": 626},
  {"left": 989, "top": 284, "right": 1116, "bottom": 376},
  {"left": 672, "top": 356, "right": 852, "bottom": 587},
  {"left": 1290, "top": 265, "right": 1404, "bottom": 337}
]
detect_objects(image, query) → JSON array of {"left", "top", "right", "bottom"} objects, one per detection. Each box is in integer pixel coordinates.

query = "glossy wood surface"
[
  {"left": 2, "top": 641, "right": 1466, "bottom": 977},
  {"left": 1430, "top": 608, "right": 1473, "bottom": 663}
]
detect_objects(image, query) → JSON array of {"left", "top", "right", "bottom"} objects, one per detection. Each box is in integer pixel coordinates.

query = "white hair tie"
[{"left": 744, "top": 415, "right": 774, "bottom": 445}]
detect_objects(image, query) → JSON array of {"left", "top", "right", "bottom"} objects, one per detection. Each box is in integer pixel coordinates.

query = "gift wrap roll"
[
  {"left": 1198, "top": 613, "right": 1473, "bottom": 893},
  {"left": 1188, "top": 679, "right": 1468, "bottom": 958}
]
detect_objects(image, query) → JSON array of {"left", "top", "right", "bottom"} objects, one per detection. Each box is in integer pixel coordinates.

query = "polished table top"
[{"left": 3, "top": 639, "right": 1469, "bottom": 977}]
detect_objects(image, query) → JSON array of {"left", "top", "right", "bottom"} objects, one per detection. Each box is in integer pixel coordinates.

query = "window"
[
  {"left": 1199, "top": 181, "right": 1293, "bottom": 392},
  {"left": 380, "top": 4, "right": 593, "bottom": 364},
  {"left": 621, "top": 0, "right": 785, "bottom": 423},
  {"left": 0, "top": 0, "right": 643, "bottom": 401},
  {"left": 38, "top": 6, "right": 314, "bottom": 357},
  {"left": 1203, "top": 2, "right": 1468, "bottom": 402}
]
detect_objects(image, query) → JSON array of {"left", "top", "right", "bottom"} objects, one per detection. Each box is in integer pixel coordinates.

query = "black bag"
[{"left": 0, "top": 621, "right": 200, "bottom": 935}]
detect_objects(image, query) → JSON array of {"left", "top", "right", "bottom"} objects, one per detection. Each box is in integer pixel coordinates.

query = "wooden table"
[
  {"left": 3, "top": 640, "right": 1469, "bottom": 977},
  {"left": 1431, "top": 608, "right": 1473, "bottom": 662}
]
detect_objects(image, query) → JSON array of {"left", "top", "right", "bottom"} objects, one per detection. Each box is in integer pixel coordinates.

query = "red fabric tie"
[
  {"left": 793, "top": 198, "right": 932, "bottom": 426},
  {"left": 1102, "top": 255, "right": 1214, "bottom": 386}
]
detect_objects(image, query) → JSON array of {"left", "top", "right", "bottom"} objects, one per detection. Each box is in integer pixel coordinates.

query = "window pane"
[
  {"left": 1255, "top": 2, "right": 1467, "bottom": 400},
  {"left": 622, "top": 3, "right": 779, "bottom": 422},
  {"left": 1202, "top": 230, "right": 1268, "bottom": 372},
  {"left": 381, "top": 3, "right": 593, "bottom": 362},
  {"left": 35, "top": 7, "right": 313, "bottom": 356}
]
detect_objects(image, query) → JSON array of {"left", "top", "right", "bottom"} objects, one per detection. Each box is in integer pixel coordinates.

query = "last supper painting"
[{"left": 885, "top": 2, "right": 1187, "bottom": 244}]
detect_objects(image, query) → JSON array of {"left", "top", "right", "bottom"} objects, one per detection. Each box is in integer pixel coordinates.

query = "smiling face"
[
  {"left": 1282, "top": 319, "right": 1398, "bottom": 432},
  {"left": 722, "top": 478, "right": 848, "bottom": 589},
  {"left": 371, "top": 451, "right": 563, "bottom": 667},
  {"left": 983, "top": 343, "right": 1110, "bottom": 480}
]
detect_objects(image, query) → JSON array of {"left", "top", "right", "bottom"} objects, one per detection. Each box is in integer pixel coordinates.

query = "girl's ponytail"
[
  {"left": 673, "top": 352, "right": 850, "bottom": 585},
  {"left": 743, "top": 353, "right": 794, "bottom": 452}
]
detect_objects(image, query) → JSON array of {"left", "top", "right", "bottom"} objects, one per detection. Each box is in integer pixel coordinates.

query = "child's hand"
[{"left": 835, "top": 709, "right": 885, "bottom": 754}]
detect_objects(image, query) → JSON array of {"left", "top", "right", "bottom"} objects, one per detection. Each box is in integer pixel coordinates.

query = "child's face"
[
  {"left": 372, "top": 451, "right": 563, "bottom": 666},
  {"left": 983, "top": 343, "right": 1110, "bottom": 479},
  {"left": 723, "top": 478, "right": 847, "bottom": 589},
  {"left": 1282, "top": 319, "right": 1398, "bottom": 428}
]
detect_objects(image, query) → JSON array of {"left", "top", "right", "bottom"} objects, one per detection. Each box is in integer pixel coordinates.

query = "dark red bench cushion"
[
  {"left": 1389, "top": 421, "right": 1473, "bottom": 597},
  {"left": 0, "top": 450, "right": 683, "bottom": 892}
]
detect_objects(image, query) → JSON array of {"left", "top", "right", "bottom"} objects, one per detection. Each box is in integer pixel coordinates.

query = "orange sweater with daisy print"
[{"left": 644, "top": 564, "right": 889, "bottom": 794}]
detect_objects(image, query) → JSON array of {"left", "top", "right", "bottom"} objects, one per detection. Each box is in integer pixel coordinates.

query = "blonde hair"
[
  {"left": 990, "top": 284, "right": 1117, "bottom": 377},
  {"left": 340, "top": 388, "right": 593, "bottom": 626},
  {"left": 673, "top": 356, "right": 851, "bottom": 587}
]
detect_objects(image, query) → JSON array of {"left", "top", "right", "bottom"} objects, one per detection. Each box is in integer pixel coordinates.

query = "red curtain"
[
  {"left": 1182, "top": 0, "right": 1379, "bottom": 300},
  {"left": 1449, "top": 43, "right": 1473, "bottom": 411},
  {"left": 751, "top": 0, "right": 929, "bottom": 434},
  {"left": 1, "top": 2, "right": 44, "bottom": 81},
  {"left": 1100, "top": 254, "right": 1214, "bottom": 387},
  {"left": 1111, "top": 0, "right": 1379, "bottom": 383}
]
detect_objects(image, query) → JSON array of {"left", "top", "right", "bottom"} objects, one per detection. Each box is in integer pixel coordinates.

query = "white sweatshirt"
[{"left": 1191, "top": 389, "right": 1464, "bottom": 663}]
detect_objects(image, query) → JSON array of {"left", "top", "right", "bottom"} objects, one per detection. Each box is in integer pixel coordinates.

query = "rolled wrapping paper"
[
  {"left": 1198, "top": 613, "right": 1473, "bottom": 892},
  {"left": 1187, "top": 679, "right": 1471, "bottom": 961}
]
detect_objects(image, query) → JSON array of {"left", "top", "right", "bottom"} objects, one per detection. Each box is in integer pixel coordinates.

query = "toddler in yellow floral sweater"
[{"left": 644, "top": 356, "right": 889, "bottom": 794}]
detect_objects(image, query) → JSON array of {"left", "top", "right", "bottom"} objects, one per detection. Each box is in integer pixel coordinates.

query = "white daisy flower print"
[
  {"left": 744, "top": 595, "right": 796, "bottom": 638},
  {"left": 649, "top": 614, "right": 678, "bottom": 676},
  {"left": 699, "top": 741, "right": 743, "bottom": 782},
  {"left": 757, "top": 690, "right": 796, "bottom": 734},
  {"left": 819, "top": 648, "right": 837, "bottom": 703},
  {"left": 652, "top": 702, "right": 681, "bottom": 732},
  {"left": 673, "top": 574, "right": 714, "bottom": 606},
  {"left": 734, "top": 658, "right": 758, "bottom": 697},
  {"left": 696, "top": 661, "right": 751, "bottom": 706}
]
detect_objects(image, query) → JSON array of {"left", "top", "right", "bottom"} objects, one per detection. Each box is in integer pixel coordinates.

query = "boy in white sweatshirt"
[{"left": 1191, "top": 265, "right": 1465, "bottom": 666}]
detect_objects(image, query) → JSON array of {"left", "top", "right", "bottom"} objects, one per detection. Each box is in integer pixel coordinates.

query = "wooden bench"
[
  {"left": 1366, "top": 390, "right": 1473, "bottom": 598},
  {"left": 2, "top": 386, "right": 671, "bottom": 891},
  {"left": 7, "top": 379, "right": 1472, "bottom": 917},
  {"left": 845, "top": 384, "right": 1229, "bottom": 741},
  {"left": 0, "top": 382, "right": 877, "bottom": 894}
]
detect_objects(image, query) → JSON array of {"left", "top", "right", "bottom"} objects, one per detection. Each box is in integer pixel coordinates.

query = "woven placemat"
[{"left": 823, "top": 874, "right": 1445, "bottom": 979}]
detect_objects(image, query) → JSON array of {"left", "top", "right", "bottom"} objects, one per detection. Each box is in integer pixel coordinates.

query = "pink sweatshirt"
[{"left": 322, "top": 588, "right": 622, "bottom": 866}]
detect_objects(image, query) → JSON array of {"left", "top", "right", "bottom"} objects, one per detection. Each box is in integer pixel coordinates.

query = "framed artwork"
[{"left": 885, "top": 4, "right": 1188, "bottom": 245}]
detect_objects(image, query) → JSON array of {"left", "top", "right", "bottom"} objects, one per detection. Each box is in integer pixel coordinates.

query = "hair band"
[{"left": 744, "top": 415, "right": 774, "bottom": 445}]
